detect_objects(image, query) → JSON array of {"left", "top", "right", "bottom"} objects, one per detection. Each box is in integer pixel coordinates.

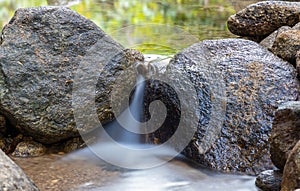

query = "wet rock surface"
[
  {"left": 145, "top": 39, "right": 299, "bottom": 175},
  {"left": 227, "top": 1, "right": 300, "bottom": 39},
  {"left": 0, "top": 149, "right": 39, "bottom": 191},
  {"left": 12, "top": 140, "right": 46, "bottom": 157},
  {"left": 255, "top": 170, "right": 282, "bottom": 191},
  {"left": 271, "top": 30, "right": 300, "bottom": 65},
  {"left": 281, "top": 140, "right": 300, "bottom": 191},
  {"left": 0, "top": 7, "right": 130, "bottom": 144},
  {"left": 270, "top": 101, "right": 300, "bottom": 171}
]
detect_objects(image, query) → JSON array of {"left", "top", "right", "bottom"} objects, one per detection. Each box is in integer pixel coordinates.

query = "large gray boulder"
[
  {"left": 145, "top": 39, "right": 299, "bottom": 175},
  {"left": 0, "top": 149, "right": 39, "bottom": 191},
  {"left": 227, "top": 1, "right": 300, "bottom": 39},
  {"left": 0, "top": 7, "right": 132, "bottom": 144},
  {"left": 270, "top": 101, "right": 300, "bottom": 171}
]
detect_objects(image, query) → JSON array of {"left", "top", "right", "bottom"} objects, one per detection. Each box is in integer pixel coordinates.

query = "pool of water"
[{"left": 0, "top": 0, "right": 259, "bottom": 54}]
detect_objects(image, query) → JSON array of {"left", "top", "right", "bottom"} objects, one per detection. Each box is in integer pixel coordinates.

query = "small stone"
[
  {"left": 12, "top": 140, "right": 46, "bottom": 157},
  {"left": 255, "top": 170, "right": 282, "bottom": 191},
  {"left": 260, "top": 26, "right": 292, "bottom": 50}
]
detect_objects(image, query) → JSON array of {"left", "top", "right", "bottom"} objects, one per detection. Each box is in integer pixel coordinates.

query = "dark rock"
[
  {"left": 12, "top": 140, "right": 46, "bottom": 157},
  {"left": 255, "top": 170, "right": 282, "bottom": 191},
  {"left": 0, "top": 7, "right": 132, "bottom": 144},
  {"left": 0, "top": 149, "right": 39, "bottom": 191},
  {"left": 0, "top": 115, "right": 6, "bottom": 135},
  {"left": 281, "top": 140, "right": 300, "bottom": 191},
  {"left": 270, "top": 101, "right": 300, "bottom": 171},
  {"left": 227, "top": 1, "right": 300, "bottom": 39},
  {"left": 271, "top": 30, "right": 300, "bottom": 65},
  {"left": 145, "top": 39, "right": 299, "bottom": 175}
]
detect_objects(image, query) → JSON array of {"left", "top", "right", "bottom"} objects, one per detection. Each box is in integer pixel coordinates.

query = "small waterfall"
[{"left": 105, "top": 75, "right": 146, "bottom": 145}]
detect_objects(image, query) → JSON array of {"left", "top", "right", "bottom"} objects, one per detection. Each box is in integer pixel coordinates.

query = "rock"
[
  {"left": 260, "top": 26, "right": 292, "bottom": 50},
  {"left": 12, "top": 140, "right": 46, "bottom": 157},
  {"left": 227, "top": 1, "right": 300, "bottom": 39},
  {"left": 145, "top": 39, "right": 299, "bottom": 175},
  {"left": 281, "top": 140, "right": 300, "bottom": 191},
  {"left": 0, "top": 115, "right": 6, "bottom": 135},
  {"left": 297, "top": 51, "right": 300, "bottom": 76},
  {"left": 271, "top": 30, "right": 300, "bottom": 65},
  {"left": 270, "top": 101, "right": 300, "bottom": 171},
  {"left": 0, "top": 149, "right": 39, "bottom": 191},
  {"left": 255, "top": 170, "right": 282, "bottom": 191},
  {"left": 0, "top": 7, "right": 132, "bottom": 144},
  {"left": 63, "top": 137, "right": 84, "bottom": 153}
]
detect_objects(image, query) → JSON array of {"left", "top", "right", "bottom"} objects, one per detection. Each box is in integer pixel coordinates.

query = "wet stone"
[
  {"left": 12, "top": 140, "right": 46, "bottom": 157},
  {"left": 0, "top": 7, "right": 131, "bottom": 144},
  {"left": 145, "top": 39, "right": 299, "bottom": 175},
  {"left": 255, "top": 170, "right": 282, "bottom": 191}
]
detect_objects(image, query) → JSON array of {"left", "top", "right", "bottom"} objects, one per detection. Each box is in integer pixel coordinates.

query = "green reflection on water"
[{"left": 0, "top": 0, "right": 238, "bottom": 54}]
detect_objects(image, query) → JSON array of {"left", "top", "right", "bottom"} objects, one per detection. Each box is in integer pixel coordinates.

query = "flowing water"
[{"left": 2, "top": 0, "right": 262, "bottom": 190}]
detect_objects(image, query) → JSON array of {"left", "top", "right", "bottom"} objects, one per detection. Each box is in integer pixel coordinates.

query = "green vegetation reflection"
[{"left": 0, "top": 0, "right": 237, "bottom": 54}]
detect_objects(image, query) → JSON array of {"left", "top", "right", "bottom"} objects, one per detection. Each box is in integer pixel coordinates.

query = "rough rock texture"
[
  {"left": 270, "top": 101, "right": 300, "bottom": 171},
  {"left": 0, "top": 149, "right": 39, "bottom": 191},
  {"left": 12, "top": 140, "right": 46, "bottom": 157},
  {"left": 63, "top": 137, "right": 84, "bottom": 153},
  {"left": 281, "top": 140, "right": 300, "bottom": 191},
  {"left": 255, "top": 170, "right": 282, "bottom": 191},
  {"left": 0, "top": 7, "right": 132, "bottom": 144},
  {"left": 227, "top": 1, "right": 300, "bottom": 39},
  {"left": 260, "top": 26, "right": 292, "bottom": 50},
  {"left": 145, "top": 39, "right": 299, "bottom": 175},
  {"left": 271, "top": 30, "right": 300, "bottom": 65}
]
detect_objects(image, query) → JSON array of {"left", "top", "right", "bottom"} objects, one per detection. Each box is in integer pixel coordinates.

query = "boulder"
[
  {"left": 0, "top": 7, "right": 133, "bottom": 144},
  {"left": 227, "top": 1, "right": 300, "bottom": 39},
  {"left": 270, "top": 101, "right": 300, "bottom": 171},
  {"left": 0, "top": 149, "right": 39, "bottom": 191},
  {"left": 255, "top": 170, "right": 282, "bottom": 191},
  {"left": 281, "top": 140, "right": 300, "bottom": 191},
  {"left": 0, "top": 114, "right": 6, "bottom": 135},
  {"left": 297, "top": 51, "right": 300, "bottom": 76},
  {"left": 145, "top": 39, "right": 299, "bottom": 175},
  {"left": 271, "top": 30, "right": 300, "bottom": 65}
]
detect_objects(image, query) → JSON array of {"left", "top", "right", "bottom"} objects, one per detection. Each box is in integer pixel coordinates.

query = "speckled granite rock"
[
  {"left": 296, "top": 51, "right": 300, "bottom": 76},
  {"left": 145, "top": 38, "right": 299, "bottom": 175},
  {"left": 227, "top": 1, "right": 300, "bottom": 39},
  {"left": 281, "top": 140, "right": 300, "bottom": 191},
  {"left": 0, "top": 149, "right": 39, "bottom": 191},
  {"left": 255, "top": 170, "right": 282, "bottom": 191},
  {"left": 12, "top": 140, "right": 46, "bottom": 157},
  {"left": 270, "top": 101, "right": 300, "bottom": 171},
  {"left": 0, "top": 7, "right": 133, "bottom": 144},
  {"left": 260, "top": 26, "right": 292, "bottom": 50},
  {"left": 271, "top": 30, "right": 300, "bottom": 65}
]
